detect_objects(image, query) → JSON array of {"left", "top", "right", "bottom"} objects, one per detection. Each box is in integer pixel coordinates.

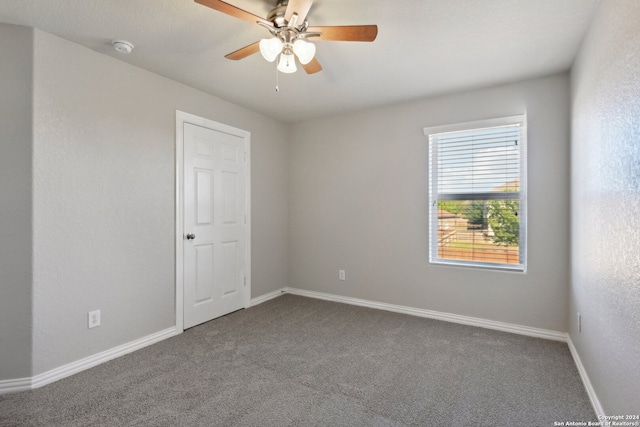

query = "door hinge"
[{"left": 244, "top": 276, "right": 247, "bottom": 287}]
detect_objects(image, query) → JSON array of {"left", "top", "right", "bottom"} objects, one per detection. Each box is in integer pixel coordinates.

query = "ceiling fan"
[{"left": 195, "top": 0, "right": 378, "bottom": 74}]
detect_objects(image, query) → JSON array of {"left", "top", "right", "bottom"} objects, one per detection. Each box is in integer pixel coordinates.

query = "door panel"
[
  {"left": 195, "top": 244, "right": 214, "bottom": 303},
  {"left": 183, "top": 122, "right": 247, "bottom": 329},
  {"left": 221, "top": 241, "right": 239, "bottom": 295},
  {"left": 222, "top": 171, "right": 238, "bottom": 224},
  {"left": 196, "top": 170, "right": 213, "bottom": 224}
]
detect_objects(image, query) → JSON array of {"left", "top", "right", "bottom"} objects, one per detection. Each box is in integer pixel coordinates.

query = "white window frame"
[{"left": 424, "top": 115, "right": 527, "bottom": 272}]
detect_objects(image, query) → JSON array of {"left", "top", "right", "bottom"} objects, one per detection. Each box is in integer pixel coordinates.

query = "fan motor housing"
[{"left": 267, "top": 5, "right": 288, "bottom": 27}]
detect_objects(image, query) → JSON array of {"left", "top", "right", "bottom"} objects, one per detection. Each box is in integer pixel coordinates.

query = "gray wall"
[
  {"left": 570, "top": 0, "right": 640, "bottom": 414},
  {"left": 289, "top": 73, "right": 571, "bottom": 332},
  {"left": 0, "top": 24, "right": 33, "bottom": 380},
  {"left": 30, "top": 30, "right": 287, "bottom": 375}
]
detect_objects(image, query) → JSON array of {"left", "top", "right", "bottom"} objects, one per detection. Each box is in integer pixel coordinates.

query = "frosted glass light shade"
[
  {"left": 259, "top": 37, "right": 283, "bottom": 62},
  {"left": 293, "top": 39, "right": 316, "bottom": 65},
  {"left": 277, "top": 52, "right": 297, "bottom": 73}
]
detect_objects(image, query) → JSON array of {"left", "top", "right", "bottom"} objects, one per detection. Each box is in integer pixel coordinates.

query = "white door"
[{"left": 182, "top": 121, "right": 248, "bottom": 329}]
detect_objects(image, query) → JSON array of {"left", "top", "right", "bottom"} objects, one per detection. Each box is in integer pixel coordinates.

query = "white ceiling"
[{"left": 0, "top": 0, "right": 600, "bottom": 123}]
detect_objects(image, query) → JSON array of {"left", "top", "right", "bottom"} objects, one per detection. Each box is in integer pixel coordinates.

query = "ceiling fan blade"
[
  {"left": 307, "top": 25, "right": 378, "bottom": 42},
  {"left": 285, "top": 0, "right": 314, "bottom": 23},
  {"left": 301, "top": 57, "right": 323, "bottom": 74},
  {"left": 225, "top": 41, "right": 261, "bottom": 60},
  {"left": 195, "top": 0, "right": 269, "bottom": 26}
]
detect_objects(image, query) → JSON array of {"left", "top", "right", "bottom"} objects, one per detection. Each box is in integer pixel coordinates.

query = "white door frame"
[{"left": 175, "top": 110, "right": 251, "bottom": 332}]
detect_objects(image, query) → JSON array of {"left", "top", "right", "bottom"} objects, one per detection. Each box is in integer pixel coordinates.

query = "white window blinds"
[{"left": 425, "top": 115, "right": 527, "bottom": 271}]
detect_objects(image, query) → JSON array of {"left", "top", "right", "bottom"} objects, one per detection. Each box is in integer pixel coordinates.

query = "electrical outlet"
[
  {"left": 88, "top": 310, "right": 101, "bottom": 329},
  {"left": 339, "top": 269, "right": 346, "bottom": 281},
  {"left": 578, "top": 312, "right": 581, "bottom": 333}
]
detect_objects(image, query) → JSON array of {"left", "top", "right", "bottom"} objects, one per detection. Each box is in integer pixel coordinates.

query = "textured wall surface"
[
  {"left": 289, "top": 73, "right": 571, "bottom": 332},
  {"left": 31, "top": 30, "right": 287, "bottom": 375},
  {"left": 0, "top": 24, "right": 33, "bottom": 380},
  {"left": 570, "top": 0, "right": 640, "bottom": 414}
]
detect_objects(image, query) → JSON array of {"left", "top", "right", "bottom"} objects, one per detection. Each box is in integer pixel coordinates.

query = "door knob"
[{"left": 186, "top": 233, "right": 196, "bottom": 240}]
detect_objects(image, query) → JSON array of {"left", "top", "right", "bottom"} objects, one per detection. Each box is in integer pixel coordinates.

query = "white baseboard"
[
  {"left": 567, "top": 336, "right": 606, "bottom": 417},
  {"left": 283, "top": 287, "right": 568, "bottom": 342},
  {"left": 0, "top": 327, "right": 180, "bottom": 395},
  {"left": 0, "top": 377, "right": 32, "bottom": 395},
  {"left": 280, "top": 288, "right": 608, "bottom": 414},
  {"left": 250, "top": 288, "right": 286, "bottom": 307},
  {"left": 0, "top": 287, "right": 288, "bottom": 394},
  {"left": 1, "top": 287, "right": 597, "bottom": 411}
]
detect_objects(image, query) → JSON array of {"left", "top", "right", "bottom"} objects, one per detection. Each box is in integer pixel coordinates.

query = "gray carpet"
[{"left": 1, "top": 294, "right": 595, "bottom": 426}]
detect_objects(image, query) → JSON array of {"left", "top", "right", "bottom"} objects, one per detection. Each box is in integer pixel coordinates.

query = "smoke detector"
[{"left": 112, "top": 40, "right": 134, "bottom": 54}]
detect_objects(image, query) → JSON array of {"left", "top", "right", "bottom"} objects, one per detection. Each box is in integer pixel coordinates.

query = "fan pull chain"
[{"left": 275, "top": 60, "right": 280, "bottom": 92}]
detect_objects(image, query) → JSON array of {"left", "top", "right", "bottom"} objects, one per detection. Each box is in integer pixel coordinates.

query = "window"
[{"left": 424, "top": 115, "right": 527, "bottom": 271}]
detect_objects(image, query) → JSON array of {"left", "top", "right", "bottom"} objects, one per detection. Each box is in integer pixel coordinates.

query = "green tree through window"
[{"left": 487, "top": 197, "right": 519, "bottom": 246}]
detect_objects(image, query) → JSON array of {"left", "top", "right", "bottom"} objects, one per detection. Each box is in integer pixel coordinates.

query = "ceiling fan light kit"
[
  {"left": 259, "top": 37, "right": 283, "bottom": 62},
  {"left": 292, "top": 39, "right": 315, "bottom": 64},
  {"left": 195, "top": 0, "right": 378, "bottom": 75},
  {"left": 277, "top": 51, "right": 297, "bottom": 73}
]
